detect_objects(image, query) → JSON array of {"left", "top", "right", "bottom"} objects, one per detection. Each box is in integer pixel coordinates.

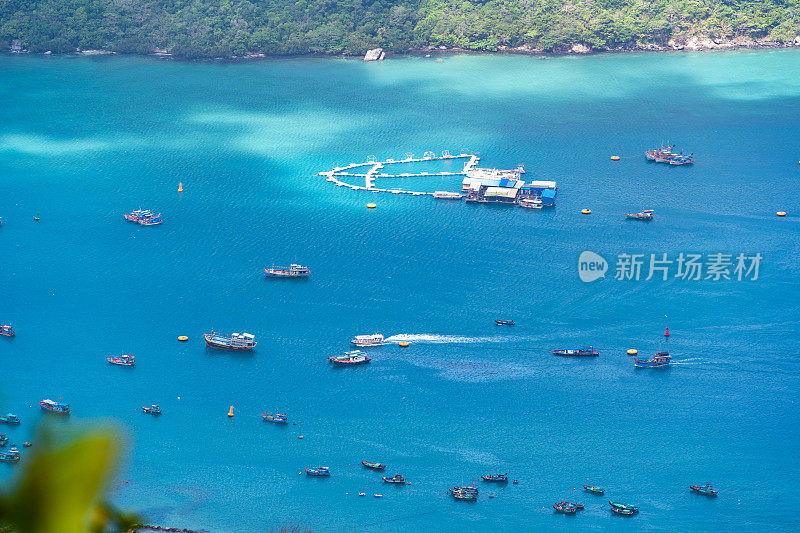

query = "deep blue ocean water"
[{"left": 1, "top": 50, "right": 799, "bottom": 532}]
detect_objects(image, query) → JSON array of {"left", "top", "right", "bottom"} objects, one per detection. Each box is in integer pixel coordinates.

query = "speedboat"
[{"left": 350, "top": 333, "right": 384, "bottom": 346}]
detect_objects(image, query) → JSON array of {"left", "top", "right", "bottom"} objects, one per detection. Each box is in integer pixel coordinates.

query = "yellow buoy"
[
  {"left": 227, "top": 406, "right": 234, "bottom": 417},
  {"left": 581, "top": 209, "right": 592, "bottom": 215},
  {"left": 610, "top": 156, "right": 620, "bottom": 161},
  {"left": 777, "top": 211, "right": 786, "bottom": 217},
  {"left": 178, "top": 182, "right": 183, "bottom": 192},
  {"left": 178, "top": 335, "right": 188, "bottom": 342},
  {"left": 627, "top": 349, "right": 638, "bottom": 355},
  {"left": 398, "top": 341, "right": 410, "bottom": 347},
  {"left": 367, "top": 203, "right": 377, "bottom": 209}
]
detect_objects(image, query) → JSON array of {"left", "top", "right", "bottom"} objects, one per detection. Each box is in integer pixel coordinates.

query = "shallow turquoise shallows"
[{"left": 1, "top": 50, "right": 800, "bottom": 532}]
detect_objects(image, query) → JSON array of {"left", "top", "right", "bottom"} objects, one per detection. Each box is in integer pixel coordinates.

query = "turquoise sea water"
[{"left": 1, "top": 50, "right": 799, "bottom": 532}]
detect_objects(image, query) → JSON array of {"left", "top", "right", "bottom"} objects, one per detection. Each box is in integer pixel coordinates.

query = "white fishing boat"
[{"left": 519, "top": 198, "right": 543, "bottom": 209}]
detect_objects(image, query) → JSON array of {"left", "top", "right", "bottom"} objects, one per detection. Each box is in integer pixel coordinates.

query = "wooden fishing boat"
[
  {"left": 305, "top": 467, "right": 330, "bottom": 477},
  {"left": 0, "top": 447, "right": 20, "bottom": 464},
  {"left": 0, "top": 434, "right": 7, "bottom": 447},
  {"left": 0, "top": 324, "right": 15, "bottom": 337},
  {"left": 609, "top": 501, "right": 639, "bottom": 513},
  {"left": 481, "top": 473, "right": 508, "bottom": 482},
  {"left": 450, "top": 488, "right": 477, "bottom": 501},
  {"left": 328, "top": 350, "right": 371, "bottom": 365},
  {"left": 142, "top": 405, "right": 162, "bottom": 415},
  {"left": 584, "top": 485, "right": 605, "bottom": 494},
  {"left": 494, "top": 319, "right": 515, "bottom": 326},
  {"left": 553, "top": 346, "right": 598, "bottom": 356},
  {"left": 690, "top": 483, "right": 718, "bottom": 497},
  {"left": 0, "top": 414, "right": 20, "bottom": 425},
  {"left": 262, "top": 412, "right": 288, "bottom": 423},
  {"left": 107, "top": 354, "right": 135, "bottom": 366},
  {"left": 264, "top": 264, "right": 311, "bottom": 278},
  {"left": 611, "top": 506, "right": 636, "bottom": 516},
  {"left": 634, "top": 350, "right": 671, "bottom": 368},
  {"left": 362, "top": 461, "right": 385, "bottom": 470},
  {"left": 382, "top": 474, "right": 406, "bottom": 484},
  {"left": 625, "top": 209, "right": 654, "bottom": 221},
  {"left": 204, "top": 330, "right": 257, "bottom": 351},
  {"left": 553, "top": 502, "right": 577, "bottom": 514},
  {"left": 40, "top": 399, "right": 70, "bottom": 415}
]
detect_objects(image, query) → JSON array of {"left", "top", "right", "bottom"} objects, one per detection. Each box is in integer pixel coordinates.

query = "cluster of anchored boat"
[
  {"left": 645, "top": 145, "right": 694, "bottom": 165},
  {"left": 552, "top": 346, "right": 672, "bottom": 368},
  {"left": 0, "top": 400, "right": 71, "bottom": 463}
]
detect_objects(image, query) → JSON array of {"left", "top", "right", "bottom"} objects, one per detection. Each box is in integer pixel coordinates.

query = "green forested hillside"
[{"left": 1, "top": 0, "right": 798, "bottom": 58}]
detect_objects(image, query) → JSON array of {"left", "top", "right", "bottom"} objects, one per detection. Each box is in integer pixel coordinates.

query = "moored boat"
[
  {"left": 262, "top": 412, "right": 288, "bottom": 423},
  {"left": 494, "top": 319, "right": 515, "bottom": 326},
  {"left": 690, "top": 483, "right": 718, "bottom": 496},
  {"left": 626, "top": 209, "right": 654, "bottom": 221},
  {"left": 519, "top": 197, "right": 543, "bottom": 209},
  {"left": 0, "top": 414, "right": 20, "bottom": 425},
  {"left": 0, "top": 324, "right": 15, "bottom": 337},
  {"left": 433, "top": 191, "right": 463, "bottom": 199},
  {"left": 553, "top": 347, "right": 599, "bottom": 356},
  {"left": 634, "top": 350, "right": 671, "bottom": 368},
  {"left": 328, "top": 350, "right": 371, "bottom": 365},
  {"left": 0, "top": 434, "right": 7, "bottom": 446},
  {"left": 305, "top": 466, "right": 330, "bottom": 477},
  {"left": 584, "top": 485, "right": 605, "bottom": 494},
  {"left": 142, "top": 405, "right": 162, "bottom": 415},
  {"left": 204, "top": 330, "right": 257, "bottom": 351},
  {"left": 645, "top": 145, "right": 693, "bottom": 165},
  {"left": 362, "top": 461, "right": 385, "bottom": 470},
  {"left": 350, "top": 333, "right": 384, "bottom": 346},
  {"left": 382, "top": 474, "right": 406, "bottom": 484},
  {"left": 123, "top": 209, "right": 163, "bottom": 226},
  {"left": 107, "top": 353, "right": 135, "bottom": 366},
  {"left": 0, "top": 446, "right": 20, "bottom": 463},
  {"left": 264, "top": 264, "right": 311, "bottom": 278},
  {"left": 40, "top": 399, "right": 70, "bottom": 415},
  {"left": 611, "top": 506, "right": 637, "bottom": 516},
  {"left": 450, "top": 487, "right": 478, "bottom": 501},
  {"left": 553, "top": 501, "right": 582, "bottom": 513},
  {"left": 481, "top": 473, "right": 508, "bottom": 483},
  {"left": 609, "top": 501, "right": 639, "bottom": 513}
]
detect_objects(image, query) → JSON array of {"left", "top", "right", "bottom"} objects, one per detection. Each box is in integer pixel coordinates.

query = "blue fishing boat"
[
  {"left": 481, "top": 473, "right": 508, "bottom": 482},
  {"left": 142, "top": 405, "right": 162, "bottom": 415},
  {"left": 609, "top": 501, "right": 639, "bottom": 513},
  {"left": 382, "top": 474, "right": 406, "bottom": 484},
  {"left": 362, "top": 461, "right": 385, "bottom": 470},
  {"left": 305, "top": 466, "right": 330, "bottom": 477},
  {"left": 634, "top": 350, "right": 671, "bottom": 368},
  {"left": 611, "top": 506, "right": 637, "bottom": 516},
  {"left": 262, "top": 412, "right": 288, "bottom": 424},
  {"left": 553, "top": 346, "right": 598, "bottom": 356},
  {"left": 690, "top": 483, "right": 718, "bottom": 497},
  {"left": 553, "top": 501, "right": 578, "bottom": 514},
  {"left": 0, "top": 414, "right": 20, "bottom": 425},
  {"left": 0, "top": 446, "right": 20, "bottom": 464},
  {"left": 584, "top": 485, "right": 605, "bottom": 494},
  {"left": 40, "top": 399, "right": 70, "bottom": 415},
  {"left": 204, "top": 330, "right": 257, "bottom": 351}
]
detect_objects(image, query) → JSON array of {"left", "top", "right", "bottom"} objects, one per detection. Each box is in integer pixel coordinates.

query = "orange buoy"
[
  {"left": 777, "top": 211, "right": 786, "bottom": 217},
  {"left": 581, "top": 209, "right": 591, "bottom": 215},
  {"left": 398, "top": 341, "right": 410, "bottom": 347},
  {"left": 227, "top": 406, "right": 234, "bottom": 417},
  {"left": 178, "top": 335, "right": 188, "bottom": 342},
  {"left": 367, "top": 203, "right": 377, "bottom": 209},
  {"left": 178, "top": 182, "right": 183, "bottom": 192},
  {"left": 610, "top": 156, "right": 620, "bottom": 161},
  {"left": 664, "top": 326, "right": 670, "bottom": 337}
]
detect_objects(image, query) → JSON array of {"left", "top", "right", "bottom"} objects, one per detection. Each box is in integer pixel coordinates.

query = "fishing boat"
[
  {"left": 305, "top": 467, "right": 330, "bottom": 477},
  {"left": 690, "top": 483, "right": 718, "bottom": 497},
  {"left": 433, "top": 191, "right": 463, "bottom": 199},
  {"left": 0, "top": 447, "right": 20, "bottom": 464},
  {"left": 450, "top": 484, "right": 478, "bottom": 495},
  {"left": 350, "top": 333, "right": 384, "bottom": 346},
  {"left": 123, "top": 209, "right": 163, "bottom": 226},
  {"left": 645, "top": 145, "right": 675, "bottom": 161},
  {"left": 362, "top": 461, "right": 385, "bottom": 470},
  {"left": 0, "top": 324, "right": 15, "bottom": 337},
  {"left": 204, "top": 330, "right": 257, "bottom": 351},
  {"left": 611, "top": 506, "right": 636, "bottom": 516},
  {"left": 481, "top": 473, "right": 508, "bottom": 483},
  {"left": 107, "top": 354, "right": 135, "bottom": 366},
  {"left": 609, "top": 501, "right": 639, "bottom": 513},
  {"left": 0, "top": 434, "right": 7, "bottom": 447},
  {"left": 494, "top": 319, "right": 515, "bottom": 326},
  {"left": 262, "top": 412, "right": 288, "bottom": 424},
  {"left": 328, "top": 350, "right": 371, "bottom": 365},
  {"left": 584, "top": 485, "right": 605, "bottom": 494},
  {"left": 0, "top": 414, "right": 20, "bottom": 425},
  {"left": 626, "top": 209, "right": 654, "bottom": 221},
  {"left": 553, "top": 347, "right": 599, "bottom": 356},
  {"left": 450, "top": 488, "right": 478, "bottom": 501},
  {"left": 669, "top": 154, "right": 694, "bottom": 165},
  {"left": 40, "top": 399, "right": 70, "bottom": 415},
  {"left": 634, "top": 350, "right": 671, "bottom": 368},
  {"left": 382, "top": 474, "right": 406, "bottom": 484},
  {"left": 519, "top": 197, "right": 543, "bottom": 209},
  {"left": 553, "top": 501, "right": 581, "bottom": 514},
  {"left": 142, "top": 405, "right": 162, "bottom": 415},
  {"left": 264, "top": 264, "right": 311, "bottom": 278}
]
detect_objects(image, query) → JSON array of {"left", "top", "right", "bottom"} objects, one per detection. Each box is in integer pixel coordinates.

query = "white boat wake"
[{"left": 384, "top": 333, "right": 507, "bottom": 344}]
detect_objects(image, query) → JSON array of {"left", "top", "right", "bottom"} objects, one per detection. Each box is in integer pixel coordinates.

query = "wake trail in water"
[{"left": 385, "top": 333, "right": 516, "bottom": 344}]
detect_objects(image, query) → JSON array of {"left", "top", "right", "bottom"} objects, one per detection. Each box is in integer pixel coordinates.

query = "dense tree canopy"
[{"left": 1, "top": 0, "right": 798, "bottom": 58}]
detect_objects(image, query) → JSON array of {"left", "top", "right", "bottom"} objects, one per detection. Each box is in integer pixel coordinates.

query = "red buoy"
[{"left": 664, "top": 326, "right": 670, "bottom": 337}]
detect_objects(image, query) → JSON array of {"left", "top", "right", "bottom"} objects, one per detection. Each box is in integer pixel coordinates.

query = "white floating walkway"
[{"left": 319, "top": 152, "right": 480, "bottom": 197}]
